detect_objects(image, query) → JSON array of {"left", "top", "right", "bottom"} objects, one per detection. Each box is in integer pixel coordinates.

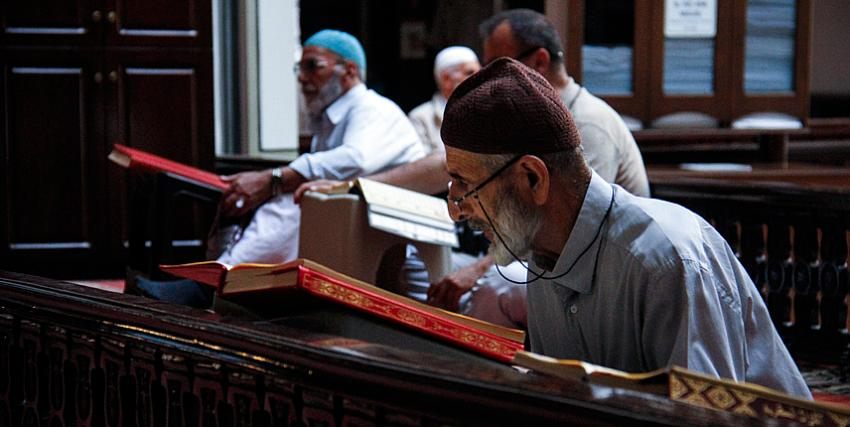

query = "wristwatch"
[{"left": 271, "top": 167, "right": 284, "bottom": 197}]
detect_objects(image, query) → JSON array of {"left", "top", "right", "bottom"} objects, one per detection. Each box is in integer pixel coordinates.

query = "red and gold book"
[
  {"left": 161, "top": 258, "right": 526, "bottom": 362},
  {"left": 514, "top": 351, "right": 850, "bottom": 425},
  {"left": 108, "top": 143, "right": 228, "bottom": 191}
]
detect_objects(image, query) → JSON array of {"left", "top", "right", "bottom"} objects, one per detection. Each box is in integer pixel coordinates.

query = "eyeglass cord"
[{"left": 477, "top": 185, "right": 616, "bottom": 285}]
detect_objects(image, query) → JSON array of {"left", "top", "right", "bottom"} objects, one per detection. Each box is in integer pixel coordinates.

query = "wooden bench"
[{"left": 635, "top": 120, "right": 850, "bottom": 166}]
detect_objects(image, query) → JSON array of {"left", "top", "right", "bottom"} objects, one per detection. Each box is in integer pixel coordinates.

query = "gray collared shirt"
[{"left": 527, "top": 171, "right": 811, "bottom": 398}]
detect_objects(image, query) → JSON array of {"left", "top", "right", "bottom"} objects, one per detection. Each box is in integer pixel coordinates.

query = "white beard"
[
  {"left": 305, "top": 71, "right": 344, "bottom": 118},
  {"left": 470, "top": 185, "right": 544, "bottom": 266}
]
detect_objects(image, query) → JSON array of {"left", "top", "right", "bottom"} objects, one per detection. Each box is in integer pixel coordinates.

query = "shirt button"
[{"left": 570, "top": 305, "right": 578, "bottom": 314}]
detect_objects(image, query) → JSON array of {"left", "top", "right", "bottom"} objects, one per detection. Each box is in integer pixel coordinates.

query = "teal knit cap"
[{"left": 304, "top": 29, "right": 366, "bottom": 79}]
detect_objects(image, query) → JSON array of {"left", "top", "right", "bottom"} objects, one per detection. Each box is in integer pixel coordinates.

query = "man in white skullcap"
[{"left": 408, "top": 46, "right": 480, "bottom": 154}]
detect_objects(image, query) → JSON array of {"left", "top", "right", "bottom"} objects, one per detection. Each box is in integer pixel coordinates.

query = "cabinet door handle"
[
  {"left": 107, "top": 11, "right": 117, "bottom": 24},
  {"left": 94, "top": 72, "right": 103, "bottom": 84},
  {"left": 108, "top": 71, "right": 118, "bottom": 83},
  {"left": 92, "top": 10, "right": 102, "bottom": 23}
]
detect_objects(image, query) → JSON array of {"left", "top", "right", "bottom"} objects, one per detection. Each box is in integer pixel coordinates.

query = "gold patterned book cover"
[
  {"left": 161, "top": 258, "right": 525, "bottom": 362},
  {"left": 514, "top": 351, "right": 850, "bottom": 425}
]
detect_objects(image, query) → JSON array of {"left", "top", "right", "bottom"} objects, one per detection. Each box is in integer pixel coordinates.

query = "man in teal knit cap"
[
  {"left": 137, "top": 30, "right": 424, "bottom": 306},
  {"left": 216, "top": 28, "right": 424, "bottom": 267}
]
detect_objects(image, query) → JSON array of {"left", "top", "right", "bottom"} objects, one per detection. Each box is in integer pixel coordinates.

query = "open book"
[
  {"left": 513, "top": 351, "right": 850, "bottom": 425},
  {"left": 161, "top": 258, "right": 525, "bottom": 362},
  {"left": 108, "top": 143, "right": 227, "bottom": 191},
  {"left": 308, "top": 178, "right": 458, "bottom": 248}
]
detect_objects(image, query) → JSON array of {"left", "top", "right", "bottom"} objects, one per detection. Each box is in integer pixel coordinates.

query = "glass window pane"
[
  {"left": 744, "top": 0, "right": 796, "bottom": 93},
  {"left": 582, "top": 0, "right": 634, "bottom": 95},
  {"left": 663, "top": 38, "right": 715, "bottom": 94}
]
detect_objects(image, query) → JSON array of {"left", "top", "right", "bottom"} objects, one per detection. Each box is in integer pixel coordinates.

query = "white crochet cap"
[{"left": 433, "top": 46, "right": 479, "bottom": 81}]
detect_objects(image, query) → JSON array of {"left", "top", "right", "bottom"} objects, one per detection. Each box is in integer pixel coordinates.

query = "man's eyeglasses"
[
  {"left": 449, "top": 155, "right": 523, "bottom": 208},
  {"left": 294, "top": 57, "right": 339, "bottom": 74}
]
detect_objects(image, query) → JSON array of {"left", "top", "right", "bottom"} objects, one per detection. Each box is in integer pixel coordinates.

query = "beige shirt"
[
  {"left": 562, "top": 78, "right": 650, "bottom": 197},
  {"left": 408, "top": 94, "right": 447, "bottom": 155}
]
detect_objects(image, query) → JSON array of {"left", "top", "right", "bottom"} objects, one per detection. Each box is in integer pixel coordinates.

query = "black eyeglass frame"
[
  {"left": 449, "top": 154, "right": 524, "bottom": 208},
  {"left": 293, "top": 57, "right": 344, "bottom": 75}
]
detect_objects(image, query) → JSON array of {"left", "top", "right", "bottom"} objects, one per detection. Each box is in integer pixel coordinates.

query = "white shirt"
[
  {"left": 219, "top": 84, "right": 425, "bottom": 266},
  {"left": 526, "top": 171, "right": 811, "bottom": 398},
  {"left": 289, "top": 84, "right": 425, "bottom": 180}
]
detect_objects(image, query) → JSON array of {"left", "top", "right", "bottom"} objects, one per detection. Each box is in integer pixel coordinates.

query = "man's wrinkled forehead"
[{"left": 445, "top": 146, "right": 486, "bottom": 180}]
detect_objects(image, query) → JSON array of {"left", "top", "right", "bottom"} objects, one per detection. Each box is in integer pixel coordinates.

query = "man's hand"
[
  {"left": 221, "top": 169, "right": 273, "bottom": 217},
  {"left": 427, "top": 255, "right": 494, "bottom": 311},
  {"left": 293, "top": 179, "right": 350, "bottom": 203}
]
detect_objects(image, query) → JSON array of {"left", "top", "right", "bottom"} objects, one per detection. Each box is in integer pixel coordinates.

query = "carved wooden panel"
[
  {"left": 108, "top": 0, "right": 210, "bottom": 47},
  {"left": 1, "top": 0, "right": 101, "bottom": 46},
  {"left": 0, "top": 53, "right": 108, "bottom": 275}
]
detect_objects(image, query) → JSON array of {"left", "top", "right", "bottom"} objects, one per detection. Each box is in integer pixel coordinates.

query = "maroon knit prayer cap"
[{"left": 441, "top": 57, "right": 581, "bottom": 154}]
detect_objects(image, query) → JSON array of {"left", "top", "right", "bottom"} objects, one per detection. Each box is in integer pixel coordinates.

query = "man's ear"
[
  {"left": 519, "top": 155, "right": 550, "bottom": 205},
  {"left": 341, "top": 61, "right": 361, "bottom": 84},
  {"left": 529, "top": 48, "right": 551, "bottom": 76}
]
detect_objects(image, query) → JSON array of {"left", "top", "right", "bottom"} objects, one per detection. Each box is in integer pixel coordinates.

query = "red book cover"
[
  {"left": 160, "top": 258, "right": 526, "bottom": 362},
  {"left": 108, "top": 143, "right": 228, "bottom": 191}
]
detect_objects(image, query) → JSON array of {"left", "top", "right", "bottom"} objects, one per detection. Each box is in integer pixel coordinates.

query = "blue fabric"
[
  {"left": 304, "top": 29, "right": 366, "bottom": 75},
  {"left": 135, "top": 277, "right": 214, "bottom": 309}
]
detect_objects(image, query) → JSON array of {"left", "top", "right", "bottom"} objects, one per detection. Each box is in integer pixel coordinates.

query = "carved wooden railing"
[{"left": 0, "top": 272, "right": 762, "bottom": 426}]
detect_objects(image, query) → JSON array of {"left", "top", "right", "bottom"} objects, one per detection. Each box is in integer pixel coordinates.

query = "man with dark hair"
[
  {"left": 441, "top": 57, "right": 810, "bottom": 398},
  {"left": 426, "top": 9, "right": 649, "bottom": 323},
  {"left": 478, "top": 9, "right": 647, "bottom": 197}
]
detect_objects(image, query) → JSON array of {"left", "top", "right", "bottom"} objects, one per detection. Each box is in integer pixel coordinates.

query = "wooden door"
[
  {"left": 0, "top": 50, "right": 111, "bottom": 277},
  {"left": 105, "top": 0, "right": 211, "bottom": 48},
  {"left": 105, "top": 49, "right": 215, "bottom": 261}
]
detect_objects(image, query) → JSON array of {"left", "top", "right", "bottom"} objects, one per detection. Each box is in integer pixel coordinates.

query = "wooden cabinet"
[
  {"left": 561, "top": 0, "right": 811, "bottom": 127},
  {"left": 1, "top": 0, "right": 213, "bottom": 278}
]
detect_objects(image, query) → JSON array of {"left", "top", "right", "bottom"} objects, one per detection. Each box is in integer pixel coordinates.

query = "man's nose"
[{"left": 447, "top": 199, "right": 467, "bottom": 222}]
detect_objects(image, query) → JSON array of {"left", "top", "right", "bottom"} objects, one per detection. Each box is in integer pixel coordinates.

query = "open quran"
[{"left": 161, "top": 258, "right": 525, "bottom": 362}]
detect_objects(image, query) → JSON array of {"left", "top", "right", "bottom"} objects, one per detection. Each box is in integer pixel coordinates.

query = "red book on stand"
[
  {"left": 160, "top": 258, "right": 526, "bottom": 362},
  {"left": 108, "top": 143, "right": 228, "bottom": 191}
]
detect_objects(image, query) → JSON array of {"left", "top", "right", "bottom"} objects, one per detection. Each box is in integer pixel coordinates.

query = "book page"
[{"left": 356, "top": 178, "right": 453, "bottom": 225}]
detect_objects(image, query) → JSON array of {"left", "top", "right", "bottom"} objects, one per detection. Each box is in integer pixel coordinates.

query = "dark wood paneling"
[
  {"left": 0, "top": 51, "right": 108, "bottom": 277},
  {"left": 107, "top": 0, "right": 210, "bottom": 47},
  {"left": 1, "top": 0, "right": 213, "bottom": 278},
  {"left": 1, "top": 0, "right": 102, "bottom": 46},
  {"left": 107, "top": 49, "right": 214, "bottom": 247}
]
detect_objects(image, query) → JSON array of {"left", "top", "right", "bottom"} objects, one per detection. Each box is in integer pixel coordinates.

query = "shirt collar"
[
  {"left": 560, "top": 77, "right": 581, "bottom": 109},
  {"left": 545, "top": 170, "right": 614, "bottom": 294},
  {"left": 325, "top": 83, "right": 367, "bottom": 124}
]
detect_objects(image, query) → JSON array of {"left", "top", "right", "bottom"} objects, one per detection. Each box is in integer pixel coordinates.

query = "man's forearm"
[
  {"left": 281, "top": 166, "right": 308, "bottom": 193},
  {"left": 366, "top": 152, "right": 449, "bottom": 195}
]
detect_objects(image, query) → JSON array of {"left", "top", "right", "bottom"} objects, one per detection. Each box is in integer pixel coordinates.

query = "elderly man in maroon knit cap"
[{"left": 441, "top": 57, "right": 811, "bottom": 398}]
